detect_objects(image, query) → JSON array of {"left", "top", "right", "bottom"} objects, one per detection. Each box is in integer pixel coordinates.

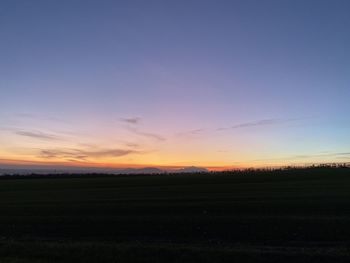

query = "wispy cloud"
[
  {"left": 174, "top": 118, "right": 303, "bottom": 138},
  {"left": 39, "top": 149, "right": 75, "bottom": 159},
  {"left": 291, "top": 152, "right": 350, "bottom": 160},
  {"left": 119, "top": 116, "right": 165, "bottom": 141},
  {"left": 85, "top": 149, "right": 138, "bottom": 158},
  {"left": 39, "top": 147, "right": 141, "bottom": 160},
  {"left": 124, "top": 142, "right": 140, "bottom": 148},
  {"left": 336, "top": 152, "right": 350, "bottom": 156},
  {"left": 175, "top": 128, "right": 205, "bottom": 138},
  {"left": 15, "top": 113, "right": 69, "bottom": 124},
  {"left": 182, "top": 128, "right": 204, "bottom": 135},
  {"left": 120, "top": 117, "right": 141, "bottom": 125},
  {"left": 217, "top": 118, "right": 298, "bottom": 131},
  {"left": 126, "top": 127, "right": 166, "bottom": 141},
  {"left": 16, "top": 131, "right": 61, "bottom": 141},
  {"left": 253, "top": 152, "right": 350, "bottom": 163}
]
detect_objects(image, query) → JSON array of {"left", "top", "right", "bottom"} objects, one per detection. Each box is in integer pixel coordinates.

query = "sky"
[{"left": 1, "top": 0, "right": 349, "bottom": 170}]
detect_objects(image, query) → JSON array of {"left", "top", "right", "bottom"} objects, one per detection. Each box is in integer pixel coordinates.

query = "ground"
[{"left": 0, "top": 167, "right": 349, "bottom": 262}]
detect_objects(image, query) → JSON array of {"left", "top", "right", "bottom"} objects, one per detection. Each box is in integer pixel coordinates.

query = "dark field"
[{"left": 1, "top": 167, "right": 350, "bottom": 262}]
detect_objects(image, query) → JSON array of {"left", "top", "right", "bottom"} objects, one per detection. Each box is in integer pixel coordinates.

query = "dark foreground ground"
[{"left": 0, "top": 167, "right": 350, "bottom": 262}]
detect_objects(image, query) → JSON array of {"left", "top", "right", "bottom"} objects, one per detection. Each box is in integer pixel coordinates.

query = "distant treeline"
[
  {"left": 0, "top": 163, "right": 349, "bottom": 180},
  {"left": 216, "top": 163, "right": 350, "bottom": 177}
]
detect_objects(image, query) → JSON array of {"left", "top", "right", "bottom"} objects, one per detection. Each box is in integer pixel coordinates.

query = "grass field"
[{"left": 1, "top": 167, "right": 350, "bottom": 262}]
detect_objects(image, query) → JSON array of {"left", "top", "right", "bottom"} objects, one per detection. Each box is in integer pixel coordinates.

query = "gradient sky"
[{"left": 1, "top": 0, "right": 349, "bottom": 169}]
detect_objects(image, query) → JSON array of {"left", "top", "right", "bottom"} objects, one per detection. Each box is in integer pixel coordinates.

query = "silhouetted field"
[{"left": 1, "top": 166, "right": 350, "bottom": 262}]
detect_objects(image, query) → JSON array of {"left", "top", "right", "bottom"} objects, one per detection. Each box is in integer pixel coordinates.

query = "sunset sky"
[{"left": 1, "top": 0, "right": 349, "bottom": 170}]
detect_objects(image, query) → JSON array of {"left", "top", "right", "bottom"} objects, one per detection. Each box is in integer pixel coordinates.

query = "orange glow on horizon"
[
  {"left": 0, "top": 157, "right": 242, "bottom": 171},
  {"left": 1, "top": 157, "right": 341, "bottom": 172}
]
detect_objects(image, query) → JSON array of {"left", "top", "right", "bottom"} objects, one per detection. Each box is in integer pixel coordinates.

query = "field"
[{"left": 0, "top": 167, "right": 350, "bottom": 262}]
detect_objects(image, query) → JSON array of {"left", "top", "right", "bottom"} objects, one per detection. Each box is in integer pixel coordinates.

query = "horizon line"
[{"left": 0, "top": 159, "right": 349, "bottom": 172}]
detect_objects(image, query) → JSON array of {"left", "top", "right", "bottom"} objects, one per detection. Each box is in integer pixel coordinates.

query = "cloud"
[
  {"left": 335, "top": 152, "right": 350, "bottom": 156},
  {"left": 124, "top": 142, "right": 140, "bottom": 148},
  {"left": 292, "top": 152, "right": 350, "bottom": 160},
  {"left": 15, "top": 131, "right": 60, "bottom": 141},
  {"left": 39, "top": 149, "right": 86, "bottom": 160},
  {"left": 15, "top": 113, "right": 69, "bottom": 124},
  {"left": 126, "top": 127, "right": 166, "bottom": 141},
  {"left": 217, "top": 118, "right": 298, "bottom": 131},
  {"left": 253, "top": 152, "right": 350, "bottom": 163},
  {"left": 181, "top": 128, "right": 205, "bottom": 135},
  {"left": 175, "top": 128, "right": 206, "bottom": 138},
  {"left": 84, "top": 149, "right": 137, "bottom": 158},
  {"left": 175, "top": 118, "right": 302, "bottom": 138},
  {"left": 39, "top": 147, "right": 141, "bottom": 160},
  {"left": 119, "top": 117, "right": 165, "bottom": 141},
  {"left": 120, "top": 117, "right": 141, "bottom": 125}
]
